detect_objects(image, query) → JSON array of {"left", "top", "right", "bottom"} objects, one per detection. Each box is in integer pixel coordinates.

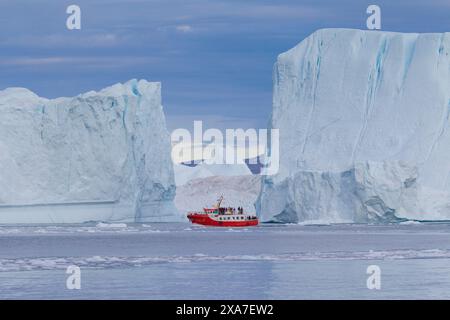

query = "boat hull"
[{"left": 187, "top": 213, "right": 259, "bottom": 227}]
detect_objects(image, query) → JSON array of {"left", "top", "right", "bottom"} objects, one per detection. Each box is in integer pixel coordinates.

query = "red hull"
[{"left": 187, "top": 213, "right": 259, "bottom": 227}]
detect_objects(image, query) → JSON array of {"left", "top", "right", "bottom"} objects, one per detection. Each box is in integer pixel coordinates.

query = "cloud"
[
  {"left": 0, "top": 57, "right": 71, "bottom": 66},
  {"left": 156, "top": 24, "right": 195, "bottom": 34},
  {"left": 166, "top": 114, "right": 264, "bottom": 132},
  {"left": 0, "top": 56, "right": 161, "bottom": 68},
  {"left": 231, "top": 3, "right": 329, "bottom": 20},
  {"left": 175, "top": 24, "right": 194, "bottom": 33},
  {"left": 0, "top": 33, "right": 121, "bottom": 48}
]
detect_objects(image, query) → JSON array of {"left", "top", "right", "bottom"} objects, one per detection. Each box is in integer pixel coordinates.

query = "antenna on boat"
[{"left": 214, "top": 195, "right": 224, "bottom": 209}]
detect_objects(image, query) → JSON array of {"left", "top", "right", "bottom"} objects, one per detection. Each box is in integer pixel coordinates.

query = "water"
[{"left": 0, "top": 222, "right": 450, "bottom": 299}]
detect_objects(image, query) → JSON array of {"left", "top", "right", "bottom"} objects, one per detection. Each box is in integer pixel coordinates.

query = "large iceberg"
[
  {"left": 175, "top": 175, "right": 261, "bottom": 215},
  {"left": 174, "top": 162, "right": 252, "bottom": 186},
  {"left": 0, "top": 79, "right": 179, "bottom": 223},
  {"left": 257, "top": 29, "right": 450, "bottom": 223}
]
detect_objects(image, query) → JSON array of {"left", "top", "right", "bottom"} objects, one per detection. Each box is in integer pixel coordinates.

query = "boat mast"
[{"left": 214, "top": 195, "right": 224, "bottom": 209}]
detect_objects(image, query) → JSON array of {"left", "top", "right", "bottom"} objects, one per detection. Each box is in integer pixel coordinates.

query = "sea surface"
[{"left": 0, "top": 222, "right": 450, "bottom": 299}]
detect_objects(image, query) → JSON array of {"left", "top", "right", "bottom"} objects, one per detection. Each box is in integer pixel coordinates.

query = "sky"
[{"left": 0, "top": 0, "right": 449, "bottom": 130}]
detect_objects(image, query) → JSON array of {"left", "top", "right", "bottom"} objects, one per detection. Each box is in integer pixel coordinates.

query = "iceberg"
[
  {"left": 174, "top": 162, "right": 252, "bottom": 186},
  {"left": 258, "top": 29, "right": 450, "bottom": 223},
  {"left": 0, "top": 79, "right": 179, "bottom": 223},
  {"left": 175, "top": 175, "right": 261, "bottom": 215}
]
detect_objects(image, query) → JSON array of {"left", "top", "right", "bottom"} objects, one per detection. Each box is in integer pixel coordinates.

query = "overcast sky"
[{"left": 0, "top": 0, "right": 449, "bottom": 130}]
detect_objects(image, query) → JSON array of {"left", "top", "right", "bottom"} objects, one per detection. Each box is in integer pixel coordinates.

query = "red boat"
[{"left": 187, "top": 196, "right": 259, "bottom": 227}]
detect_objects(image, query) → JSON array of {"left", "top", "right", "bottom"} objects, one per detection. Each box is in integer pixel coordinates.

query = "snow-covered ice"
[
  {"left": 175, "top": 175, "right": 261, "bottom": 214},
  {"left": 0, "top": 79, "right": 179, "bottom": 223},
  {"left": 173, "top": 160, "right": 258, "bottom": 215},
  {"left": 258, "top": 29, "right": 450, "bottom": 223},
  {"left": 173, "top": 162, "right": 252, "bottom": 186}
]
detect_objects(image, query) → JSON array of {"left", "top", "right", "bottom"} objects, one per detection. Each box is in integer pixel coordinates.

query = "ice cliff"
[
  {"left": 175, "top": 175, "right": 261, "bottom": 215},
  {"left": 0, "top": 79, "right": 178, "bottom": 223},
  {"left": 257, "top": 29, "right": 450, "bottom": 223},
  {"left": 174, "top": 162, "right": 252, "bottom": 186}
]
